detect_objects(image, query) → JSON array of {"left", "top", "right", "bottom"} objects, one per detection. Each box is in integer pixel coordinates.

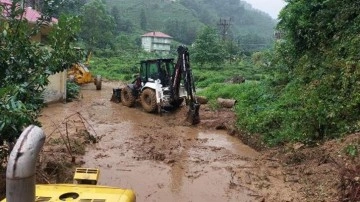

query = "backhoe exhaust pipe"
[{"left": 6, "top": 125, "right": 45, "bottom": 202}]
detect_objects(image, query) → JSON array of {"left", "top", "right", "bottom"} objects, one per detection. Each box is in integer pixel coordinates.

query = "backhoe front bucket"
[{"left": 187, "top": 102, "right": 200, "bottom": 125}]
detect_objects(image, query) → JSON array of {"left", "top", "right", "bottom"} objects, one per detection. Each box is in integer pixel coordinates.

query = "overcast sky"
[{"left": 242, "top": 0, "right": 286, "bottom": 19}]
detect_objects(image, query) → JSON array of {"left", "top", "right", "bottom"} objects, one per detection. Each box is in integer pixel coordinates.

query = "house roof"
[
  {"left": 0, "top": 0, "right": 57, "bottom": 24},
  {"left": 0, "top": 0, "right": 11, "bottom": 5},
  {"left": 141, "top": 31, "right": 172, "bottom": 38}
]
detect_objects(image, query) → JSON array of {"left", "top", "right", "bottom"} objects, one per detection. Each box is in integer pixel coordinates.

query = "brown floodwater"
[{"left": 39, "top": 82, "right": 260, "bottom": 202}]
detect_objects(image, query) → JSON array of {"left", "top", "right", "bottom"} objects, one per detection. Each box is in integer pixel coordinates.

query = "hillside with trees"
[
  {"left": 24, "top": 0, "right": 276, "bottom": 53},
  {"left": 104, "top": 0, "right": 276, "bottom": 50}
]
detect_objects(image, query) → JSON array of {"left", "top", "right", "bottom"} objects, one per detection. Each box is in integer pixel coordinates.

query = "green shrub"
[
  {"left": 198, "top": 81, "right": 317, "bottom": 145},
  {"left": 345, "top": 144, "right": 359, "bottom": 158},
  {"left": 66, "top": 81, "right": 80, "bottom": 101}
]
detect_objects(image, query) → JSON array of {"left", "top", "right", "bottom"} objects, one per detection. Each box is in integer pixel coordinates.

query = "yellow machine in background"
[
  {"left": 2, "top": 125, "right": 136, "bottom": 202},
  {"left": 68, "top": 50, "right": 102, "bottom": 90}
]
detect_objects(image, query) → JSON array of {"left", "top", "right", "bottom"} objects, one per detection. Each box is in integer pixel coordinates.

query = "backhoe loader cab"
[
  {"left": 120, "top": 58, "right": 181, "bottom": 113},
  {"left": 115, "top": 46, "right": 200, "bottom": 125},
  {"left": 139, "top": 58, "right": 174, "bottom": 87}
]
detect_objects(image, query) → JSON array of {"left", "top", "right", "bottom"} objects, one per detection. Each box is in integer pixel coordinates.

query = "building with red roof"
[
  {"left": 0, "top": 0, "right": 57, "bottom": 42},
  {"left": 0, "top": 0, "right": 57, "bottom": 24},
  {"left": 141, "top": 31, "right": 172, "bottom": 55}
]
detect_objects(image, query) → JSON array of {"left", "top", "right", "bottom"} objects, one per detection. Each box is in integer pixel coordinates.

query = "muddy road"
[{"left": 39, "top": 82, "right": 302, "bottom": 202}]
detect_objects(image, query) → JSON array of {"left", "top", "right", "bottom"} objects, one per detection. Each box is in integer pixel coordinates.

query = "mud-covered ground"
[{"left": 31, "top": 81, "right": 359, "bottom": 202}]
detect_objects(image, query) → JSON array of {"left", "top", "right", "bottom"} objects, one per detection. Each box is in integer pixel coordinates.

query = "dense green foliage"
[
  {"left": 111, "top": 6, "right": 133, "bottom": 34},
  {"left": 44, "top": 0, "right": 87, "bottom": 17},
  {"left": 192, "top": 26, "right": 226, "bottom": 67},
  {"left": 194, "top": 60, "right": 263, "bottom": 88},
  {"left": 0, "top": 1, "right": 81, "bottom": 141},
  {"left": 179, "top": 0, "right": 275, "bottom": 52},
  {"left": 52, "top": 0, "right": 277, "bottom": 61},
  {"left": 87, "top": 33, "right": 167, "bottom": 81},
  {"left": 90, "top": 49, "right": 169, "bottom": 81},
  {"left": 200, "top": 0, "right": 360, "bottom": 145},
  {"left": 270, "top": 0, "right": 360, "bottom": 141},
  {"left": 90, "top": 55, "right": 140, "bottom": 81},
  {"left": 66, "top": 81, "right": 81, "bottom": 101},
  {"left": 80, "top": 0, "right": 116, "bottom": 49},
  {"left": 104, "top": 0, "right": 276, "bottom": 49}
]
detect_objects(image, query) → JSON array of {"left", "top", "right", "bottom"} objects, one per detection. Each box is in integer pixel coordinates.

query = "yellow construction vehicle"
[
  {"left": 2, "top": 125, "right": 136, "bottom": 202},
  {"left": 68, "top": 50, "right": 102, "bottom": 90}
]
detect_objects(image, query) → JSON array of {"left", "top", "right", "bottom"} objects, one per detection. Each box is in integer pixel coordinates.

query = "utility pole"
[{"left": 217, "top": 18, "right": 231, "bottom": 41}]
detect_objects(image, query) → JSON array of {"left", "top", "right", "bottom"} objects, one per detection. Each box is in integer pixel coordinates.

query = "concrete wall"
[
  {"left": 36, "top": 26, "right": 67, "bottom": 103},
  {"left": 43, "top": 70, "right": 67, "bottom": 103},
  {"left": 142, "top": 37, "right": 152, "bottom": 52}
]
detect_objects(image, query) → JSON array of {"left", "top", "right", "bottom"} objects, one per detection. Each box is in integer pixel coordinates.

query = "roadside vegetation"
[
  {"left": 66, "top": 81, "right": 81, "bottom": 102},
  {"left": 199, "top": 0, "right": 360, "bottom": 146},
  {"left": 0, "top": 0, "right": 81, "bottom": 142}
]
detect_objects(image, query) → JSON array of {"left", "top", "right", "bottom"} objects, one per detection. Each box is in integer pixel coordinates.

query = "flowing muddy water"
[{"left": 39, "top": 82, "right": 300, "bottom": 201}]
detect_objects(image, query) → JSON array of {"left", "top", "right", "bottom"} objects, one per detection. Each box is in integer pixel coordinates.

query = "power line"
[{"left": 217, "top": 18, "right": 231, "bottom": 41}]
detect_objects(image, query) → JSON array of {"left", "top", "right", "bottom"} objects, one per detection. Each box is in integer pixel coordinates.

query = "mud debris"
[{"left": 1, "top": 81, "right": 358, "bottom": 202}]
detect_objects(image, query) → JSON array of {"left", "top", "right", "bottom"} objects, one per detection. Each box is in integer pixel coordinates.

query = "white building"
[{"left": 141, "top": 31, "right": 172, "bottom": 55}]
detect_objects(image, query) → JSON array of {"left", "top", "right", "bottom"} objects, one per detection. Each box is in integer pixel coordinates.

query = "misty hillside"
[{"left": 105, "top": 0, "right": 276, "bottom": 48}]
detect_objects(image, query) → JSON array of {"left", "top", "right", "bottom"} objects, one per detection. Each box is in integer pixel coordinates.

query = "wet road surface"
[{"left": 39, "top": 82, "right": 301, "bottom": 202}]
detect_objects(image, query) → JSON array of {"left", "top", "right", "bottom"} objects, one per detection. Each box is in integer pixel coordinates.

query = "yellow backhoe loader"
[{"left": 68, "top": 50, "right": 102, "bottom": 90}]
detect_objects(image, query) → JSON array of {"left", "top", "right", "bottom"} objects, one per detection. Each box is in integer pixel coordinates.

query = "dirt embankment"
[
  {"left": 199, "top": 105, "right": 360, "bottom": 201},
  {"left": 170, "top": 96, "right": 360, "bottom": 201}
]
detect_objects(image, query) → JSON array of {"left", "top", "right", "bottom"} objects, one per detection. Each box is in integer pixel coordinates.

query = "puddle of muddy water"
[
  {"left": 82, "top": 128, "right": 258, "bottom": 202},
  {"left": 197, "top": 131, "right": 259, "bottom": 158},
  {"left": 39, "top": 83, "right": 260, "bottom": 202}
]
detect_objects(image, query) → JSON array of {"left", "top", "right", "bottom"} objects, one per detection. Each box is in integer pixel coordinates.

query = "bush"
[
  {"left": 66, "top": 81, "right": 80, "bottom": 101},
  {"left": 198, "top": 81, "right": 318, "bottom": 145}
]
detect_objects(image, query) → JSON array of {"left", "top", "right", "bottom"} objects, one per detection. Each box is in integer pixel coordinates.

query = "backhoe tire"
[
  {"left": 121, "top": 86, "right": 136, "bottom": 107},
  {"left": 140, "top": 88, "right": 157, "bottom": 113},
  {"left": 95, "top": 75, "right": 102, "bottom": 90}
]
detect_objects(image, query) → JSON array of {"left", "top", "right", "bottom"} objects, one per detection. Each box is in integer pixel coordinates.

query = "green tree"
[
  {"left": 255, "top": 0, "right": 360, "bottom": 143},
  {"left": 25, "top": 0, "right": 87, "bottom": 17},
  {"left": 0, "top": 1, "right": 82, "bottom": 141},
  {"left": 140, "top": 8, "right": 147, "bottom": 30},
  {"left": 223, "top": 39, "right": 241, "bottom": 63},
  {"left": 111, "top": 6, "right": 121, "bottom": 34},
  {"left": 164, "top": 19, "right": 197, "bottom": 45},
  {"left": 111, "top": 6, "right": 133, "bottom": 34},
  {"left": 80, "top": 0, "right": 116, "bottom": 49},
  {"left": 192, "top": 26, "right": 225, "bottom": 67},
  {"left": 237, "top": 34, "right": 272, "bottom": 55}
]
